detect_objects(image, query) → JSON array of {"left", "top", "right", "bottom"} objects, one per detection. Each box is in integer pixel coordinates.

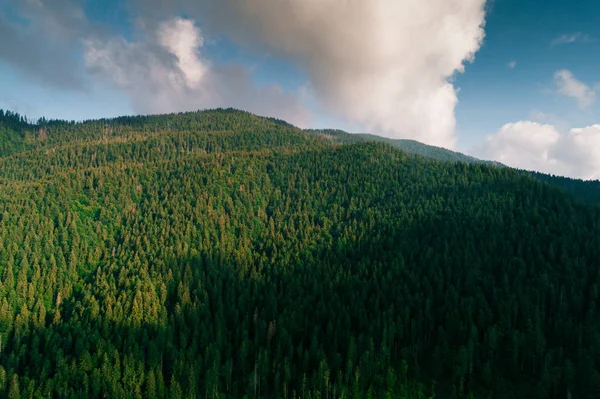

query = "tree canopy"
[{"left": 1, "top": 109, "right": 600, "bottom": 398}]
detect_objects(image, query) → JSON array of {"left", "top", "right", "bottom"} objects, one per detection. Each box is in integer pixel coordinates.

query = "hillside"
[
  {"left": 527, "top": 171, "right": 600, "bottom": 204},
  {"left": 308, "top": 128, "right": 600, "bottom": 205},
  {"left": 306, "top": 128, "right": 492, "bottom": 164},
  {"left": 1, "top": 109, "right": 600, "bottom": 398}
]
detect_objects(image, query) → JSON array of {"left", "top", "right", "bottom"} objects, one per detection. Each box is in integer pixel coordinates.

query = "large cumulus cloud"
[{"left": 131, "top": 0, "right": 487, "bottom": 148}]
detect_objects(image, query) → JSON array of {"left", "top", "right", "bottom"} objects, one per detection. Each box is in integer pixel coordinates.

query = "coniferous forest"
[{"left": 2, "top": 108, "right": 600, "bottom": 398}]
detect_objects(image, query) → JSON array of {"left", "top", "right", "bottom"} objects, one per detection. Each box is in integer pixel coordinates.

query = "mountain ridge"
[{"left": 3, "top": 107, "right": 599, "bottom": 204}]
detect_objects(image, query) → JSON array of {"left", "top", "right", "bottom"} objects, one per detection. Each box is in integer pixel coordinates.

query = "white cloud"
[
  {"left": 474, "top": 121, "right": 600, "bottom": 180},
  {"left": 557, "top": 125, "right": 600, "bottom": 178},
  {"left": 476, "top": 121, "right": 561, "bottom": 173},
  {"left": 132, "top": 0, "right": 488, "bottom": 149},
  {"left": 83, "top": 17, "right": 311, "bottom": 127},
  {"left": 551, "top": 32, "right": 591, "bottom": 46},
  {"left": 554, "top": 69, "right": 595, "bottom": 108},
  {"left": 156, "top": 18, "right": 207, "bottom": 87},
  {"left": 508, "top": 61, "right": 516, "bottom": 69}
]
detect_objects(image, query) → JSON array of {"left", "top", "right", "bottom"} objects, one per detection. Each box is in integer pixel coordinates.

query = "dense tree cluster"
[
  {"left": 308, "top": 128, "right": 600, "bottom": 205},
  {"left": 0, "top": 110, "right": 29, "bottom": 156},
  {"left": 1, "top": 109, "right": 600, "bottom": 398},
  {"left": 528, "top": 171, "right": 600, "bottom": 205}
]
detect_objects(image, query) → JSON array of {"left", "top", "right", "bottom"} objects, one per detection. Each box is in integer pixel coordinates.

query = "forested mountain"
[
  {"left": 1, "top": 108, "right": 600, "bottom": 398},
  {"left": 0, "top": 110, "right": 30, "bottom": 157},
  {"left": 305, "top": 129, "right": 494, "bottom": 165},
  {"left": 307, "top": 128, "right": 600, "bottom": 205},
  {"left": 527, "top": 171, "right": 600, "bottom": 205}
]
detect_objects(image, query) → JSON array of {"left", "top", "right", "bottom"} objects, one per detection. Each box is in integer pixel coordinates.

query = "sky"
[{"left": 1, "top": 0, "right": 600, "bottom": 179}]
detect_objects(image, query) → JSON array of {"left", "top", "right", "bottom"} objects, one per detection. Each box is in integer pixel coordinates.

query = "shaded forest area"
[{"left": 1, "top": 109, "right": 600, "bottom": 398}]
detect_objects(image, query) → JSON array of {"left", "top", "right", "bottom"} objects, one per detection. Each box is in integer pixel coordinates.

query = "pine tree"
[{"left": 8, "top": 374, "right": 20, "bottom": 399}]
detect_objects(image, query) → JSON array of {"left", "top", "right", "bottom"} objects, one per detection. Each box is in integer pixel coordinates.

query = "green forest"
[{"left": 1, "top": 108, "right": 600, "bottom": 398}]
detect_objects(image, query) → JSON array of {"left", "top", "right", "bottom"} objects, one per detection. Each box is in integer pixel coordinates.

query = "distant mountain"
[
  {"left": 306, "top": 128, "right": 498, "bottom": 165},
  {"left": 527, "top": 171, "right": 600, "bottom": 204},
  {"left": 307, "top": 128, "right": 600, "bottom": 205}
]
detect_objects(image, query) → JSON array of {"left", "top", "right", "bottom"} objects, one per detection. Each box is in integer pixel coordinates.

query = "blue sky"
[
  {"left": 1, "top": 0, "right": 600, "bottom": 178},
  {"left": 455, "top": 0, "right": 600, "bottom": 146}
]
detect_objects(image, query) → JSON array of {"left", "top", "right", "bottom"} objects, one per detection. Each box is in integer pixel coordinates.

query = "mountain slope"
[
  {"left": 307, "top": 128, "right": 600, "bottom": 205},
  {"left": 306, "top": 128, "right": 493, "bottom": 164},
  {"left": 1, "top": 109, "right": 600, "bottom": 398}
]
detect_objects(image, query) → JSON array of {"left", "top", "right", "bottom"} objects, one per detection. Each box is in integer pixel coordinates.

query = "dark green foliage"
[
  {"left": 1, "top": 109, "right": 600, "bottom": 398},
  {"left": 528, "top": 171, "right": 600, "bottom": 204},
  {"left": 308, "top": 128, "right": 600, "bottom": 205}
]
